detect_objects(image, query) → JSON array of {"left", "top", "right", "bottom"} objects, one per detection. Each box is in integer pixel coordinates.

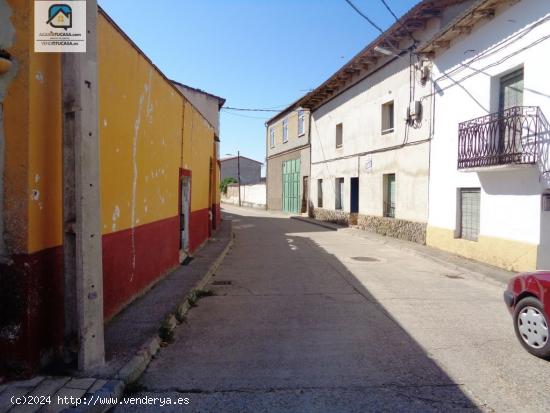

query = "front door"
[
  {"left": 282, "top": 159, "right": 300, "bottom": 214},
  {"left": 350, "top": 177, "right": 359, "bottom": 213},
  {"left": 180, "top": 176, "right": 190, "bottom": 257}
]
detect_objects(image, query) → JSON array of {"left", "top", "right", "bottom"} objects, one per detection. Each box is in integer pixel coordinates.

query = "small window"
[
  {"left": 383, "top": 173, "right": 396, "bottom": 218},
  {"left": 382, "top": 101, "right": 394, "bottom": 134},
  {"left": 283, "top": 119, "right": 288, "bottom": 143},
  {"left": 459, "top": 188, "right": 481, "bottom": 241},
  {"left": 298, "top": 110, "right": 305, "bottom": 136},
  {"left": 335, "top": 177, "right": 344, "bottom": 210},
  {"left": 269, "top": 128, "right": 275, "bottom": 148},
  {"left": 336, "top": 123, "right": 343, "bottom": 148},
  {"left": 317, "top": 179, "right": 323, "bottom": 208}
]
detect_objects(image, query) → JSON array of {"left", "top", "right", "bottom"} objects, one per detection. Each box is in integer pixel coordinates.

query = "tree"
[{"left": 220, "top": 177, "right": 237, "bottom": 195}]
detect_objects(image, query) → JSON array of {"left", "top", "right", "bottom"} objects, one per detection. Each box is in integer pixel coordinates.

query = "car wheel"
[{"left": 513, "top": 296, "right": 550, "bottom": 359}]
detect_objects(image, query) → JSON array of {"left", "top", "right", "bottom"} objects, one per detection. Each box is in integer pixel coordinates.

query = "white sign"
[{"left": 34, "top": 1, "right": 86, "bottom": 53}]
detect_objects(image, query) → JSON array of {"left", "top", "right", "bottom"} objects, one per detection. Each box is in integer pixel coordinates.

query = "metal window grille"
[
  {"left": 460, "top": 188, "right": 481, "bottom": 241},
  {"left": 335, "top": 178, "right": 344, "bottom": 210}
]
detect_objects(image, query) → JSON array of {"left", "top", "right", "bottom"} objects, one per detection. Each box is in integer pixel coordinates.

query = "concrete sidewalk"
[
  {"left": 0, "top": 221, "right": 233, "bottom": 413},
  {"left": 291, "top": 215, "right": 514, "bottom": 286}
]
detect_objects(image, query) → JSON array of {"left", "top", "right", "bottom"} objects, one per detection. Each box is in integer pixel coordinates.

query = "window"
[
  {"left": 336, "top": 123, "right": 343, "bottom": 148},
  {"left": 298, "top": 110, "right": 305, "bottom": 136},
  {"left": 383, "top": 174, "right": 396, "bottom": 218},
  {"left": 382, "top": 101, "right": 394, "bottom": 134},
  {"left": 459, "top": 188, "right": 481, "bottom": 241},
  {"left": 269, "top": 128, "right": 275, "bottom": 148},
  {"left": 282, "top": 119, "right": 288, "bottom": 143},
  {"left": 335, "top": 177, "right": 344, "bottom": 210},
  {"left": 317, "top": 179, "right": 323, "bottom": 208}
]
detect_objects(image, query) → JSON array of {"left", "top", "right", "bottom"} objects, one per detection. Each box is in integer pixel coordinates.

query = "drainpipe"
[{"left": 62, "top": 0, "right": 104, "bottom": 371}]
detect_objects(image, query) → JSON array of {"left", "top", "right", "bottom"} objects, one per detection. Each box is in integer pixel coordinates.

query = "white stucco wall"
[
  {"left": 428, "top": 0, "right": 550, "bottom": 248},
  {"left": 222, "top": 183, "right": 266, "bottom": 208},
  {"left": 310, "top": 49, "right": 433, "bottom": 223}
]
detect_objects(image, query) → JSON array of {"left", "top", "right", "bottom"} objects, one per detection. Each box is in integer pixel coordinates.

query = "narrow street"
[{"left": 114, "top": 206, "right": 550, "bottom": 413}]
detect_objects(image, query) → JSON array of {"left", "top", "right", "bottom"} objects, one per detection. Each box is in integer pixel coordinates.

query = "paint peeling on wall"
[{"left": 0, "top": 0, "right": 17, "bottom": 256}]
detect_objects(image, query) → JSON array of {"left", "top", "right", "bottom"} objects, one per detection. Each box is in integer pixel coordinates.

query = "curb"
[
  {"left": 74, "top": 223, "right": 234, "bottom": 412},
  {"left": 290, "top": 216, "right": 339, "bottom": 231}
]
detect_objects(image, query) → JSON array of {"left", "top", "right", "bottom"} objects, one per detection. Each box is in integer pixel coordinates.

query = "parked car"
[{"left": 504, "top": 271, "right": 550, "bottom": 358}]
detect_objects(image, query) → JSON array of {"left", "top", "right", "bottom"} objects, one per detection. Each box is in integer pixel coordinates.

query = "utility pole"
[
  {"left": 62, "top": 0, "right": 105, "bottom": 371},
  {"left": 237, "top": 150, "right": 241, "bottom": 207}
]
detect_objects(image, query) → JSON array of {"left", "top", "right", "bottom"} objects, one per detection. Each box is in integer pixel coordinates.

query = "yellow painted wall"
[
  {"left": 98, "top": 14, "right": 183, "bottom": 235},
  {"left": 3, "top": 4, "right": 219, "bottom": 253},
  {"left": 4, "top": 0, "right": 62, "bottom": 254},
  {"left": 181, "top": 100, "right": 215, "bottom": 212},
  {"left": 426, "top": 226, "right": 538, "bottom": 272}
]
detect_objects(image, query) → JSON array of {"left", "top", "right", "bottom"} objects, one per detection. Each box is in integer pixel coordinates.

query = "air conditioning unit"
[{"left": 408, "top": 101, "right": 422, "bottom": 121}]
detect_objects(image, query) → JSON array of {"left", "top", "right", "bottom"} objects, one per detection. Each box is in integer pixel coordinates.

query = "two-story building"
[
  {"left": 265, "top": 106, "right": 311, "bottom": 214},
  {"left": 422, "top": 0, "right": 550, "bottom": 271},
  {"left": 292, "top": 0, "right": 474, "bottom": 243}
]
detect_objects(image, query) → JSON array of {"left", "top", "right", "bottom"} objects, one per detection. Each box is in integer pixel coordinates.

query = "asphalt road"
[{"left": 113, "top": 206, "right": 550, "bottom": 413}]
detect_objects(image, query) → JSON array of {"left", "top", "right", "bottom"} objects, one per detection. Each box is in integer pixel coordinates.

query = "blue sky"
[{"left": 98, "top": 0, "right": 419, "bottom": 168}]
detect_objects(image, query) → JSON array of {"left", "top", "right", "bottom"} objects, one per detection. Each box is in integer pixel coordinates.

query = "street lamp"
[{"left": 225, "top": 151, "right": 241, "bottom": 207}]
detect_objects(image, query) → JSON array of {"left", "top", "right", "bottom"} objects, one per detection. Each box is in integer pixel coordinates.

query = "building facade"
[
  {"left": 0, "top": 2, "right": 222, "bottom": 375},
  {"left": 265, "top": 107, "right": 311, "bottom": 214},
  {"left": 423, "top": 0, "right": 550, "bottom": 271},
  {"left": 221, "top": 155, "right": 262, "bottom": 185},
  {"left": 294, "top": 0, "right": 473, "bottom": 243}
]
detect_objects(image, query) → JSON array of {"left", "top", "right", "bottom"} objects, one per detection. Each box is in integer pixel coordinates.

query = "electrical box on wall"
[
  {"left": 543, "top": 194, "right": 550, "bottom": 211},
  {"left": 408, "top": 101, "right": 422, "bottom": 121}
]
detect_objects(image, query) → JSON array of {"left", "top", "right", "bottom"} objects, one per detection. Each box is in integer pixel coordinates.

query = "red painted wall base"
[{"left": 102, "top": 215, "right": 179, "bottom": 320}]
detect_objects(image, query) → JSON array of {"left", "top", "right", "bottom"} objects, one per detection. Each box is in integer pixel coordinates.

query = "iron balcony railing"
[{"left": 457, "top": 106, "right": 540, "bottom": 169}]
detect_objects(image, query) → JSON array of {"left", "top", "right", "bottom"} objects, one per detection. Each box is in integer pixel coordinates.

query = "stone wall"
[{"left": 311, "top": 208, "right": 427, "bottom": 244}]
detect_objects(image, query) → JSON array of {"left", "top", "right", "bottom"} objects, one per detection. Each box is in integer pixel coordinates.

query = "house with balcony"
[
  {"left": 286, "top": 0, "right": 475, "bottom": 243},
  {"left": 265, "top": 106, "right": 311, "bottom": 214},
  {"left": 423, "top": 0, "right": 550, "bottom": 271}
]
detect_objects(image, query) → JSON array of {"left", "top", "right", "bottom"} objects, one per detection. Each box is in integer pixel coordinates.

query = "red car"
[{"left": 504, "top": 271, "right": 550, "bottom": 358}]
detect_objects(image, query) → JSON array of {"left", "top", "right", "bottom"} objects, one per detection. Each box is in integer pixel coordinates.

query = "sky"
[{"left": 98, "top": 0, "right": 419, "bottom": 168}]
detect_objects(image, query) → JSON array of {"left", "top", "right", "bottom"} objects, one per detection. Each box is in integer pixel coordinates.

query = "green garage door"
[{"left": 282, "top": 159, "right": 301, "bottom": 214}]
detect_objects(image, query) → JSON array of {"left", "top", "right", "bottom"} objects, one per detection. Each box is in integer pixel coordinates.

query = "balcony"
[{"left": 457, "top": 106, "right": 541, "bottom": 170}]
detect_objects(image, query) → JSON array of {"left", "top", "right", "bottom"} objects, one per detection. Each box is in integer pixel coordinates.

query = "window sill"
[
  {"left": 298, "top": 132, "right": 305, "bottom": 137},
  {"left": 381, "top": 128, "right": 394, "bottom": 135}
]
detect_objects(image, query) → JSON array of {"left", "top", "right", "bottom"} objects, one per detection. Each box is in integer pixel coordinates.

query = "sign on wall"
[{"left": 34, "top": 1, "right": 87, "bottom": 53}]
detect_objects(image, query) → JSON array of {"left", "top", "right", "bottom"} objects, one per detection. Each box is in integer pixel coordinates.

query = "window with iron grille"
[
  {"left": 317, "top": 179, "right": 323, "bottom": 208},
  {"left": 335, "top": 177, "right": 344, "bottom": 210},
  {"left": 383, "top": 174, "right": 396, "bottom": 218},
  {"left": 459, "top": 188, "right": 481, "bottom": 241}
]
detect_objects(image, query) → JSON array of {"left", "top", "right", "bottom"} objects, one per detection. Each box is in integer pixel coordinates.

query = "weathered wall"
[
  {"left": 221, "top": 157, "right": 262, "bottom": 185},
  {"left": 222, "top": 183, "right": 266, "bottom": 209},
  {"left": 98, "top": 13, "right": 184, "bottom": 319},
  {"left": 309, "top": 53, "right": 432, "bottom": 225},
  {"left": 267, "top": 146, "right": 310, "bottom": 212},
  {"left": 0, "top": 2, "right": 221, "bottom": 375},
  {"left": 174, "top": 83, "right": 221, "bottom": 136},
  {"left": 181, "top": 100, "right": 216, "bottom": 253},
  {"left": 1, "top": 0, "right": 64, "bottom": 376},
  {"left": 427, "top": 0, "right": 550, "bottom": 271},
  {"left": 266, "top": 108, "right": 310, "bottom": 157}
]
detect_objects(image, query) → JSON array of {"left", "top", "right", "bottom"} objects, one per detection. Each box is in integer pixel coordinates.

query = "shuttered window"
[{"left": 460, "top": 188, "right": 481, "bottom": 241}]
